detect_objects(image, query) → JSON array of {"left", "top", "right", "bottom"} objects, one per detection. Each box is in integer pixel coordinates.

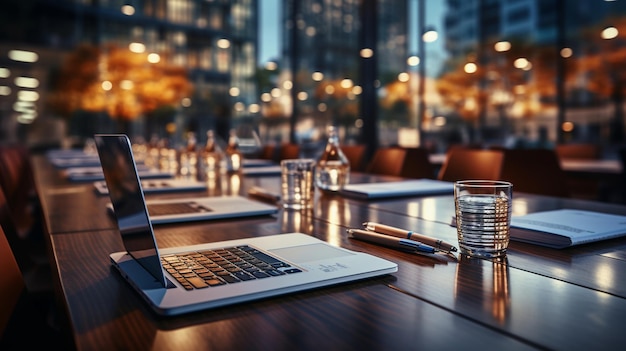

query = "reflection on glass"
[
  {"left": 512, "top": 198, "right": 529, "bottom": 216},
  {"left": 1, "top": 1, "right": 624, "bottom": 161}
]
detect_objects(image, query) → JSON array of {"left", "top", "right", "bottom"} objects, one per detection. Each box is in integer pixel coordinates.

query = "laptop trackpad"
[{"left": 269, "top": 243, "right": 354, "bottom": 264}]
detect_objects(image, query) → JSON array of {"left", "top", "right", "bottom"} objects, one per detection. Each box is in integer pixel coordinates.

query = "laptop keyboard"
[
  {"left": 147, "top": 202, "right": 211, "bottom": 216},
  {"left": 161, "top": 245, "right": 303, "bottom": 290}
]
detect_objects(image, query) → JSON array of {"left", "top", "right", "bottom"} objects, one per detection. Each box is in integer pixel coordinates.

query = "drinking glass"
[
  {"left": 454, "top": 180, "right": 513, "bottom": 258},
  {"left": 280, "top": 159, "right": 315, "bottom": 210}
]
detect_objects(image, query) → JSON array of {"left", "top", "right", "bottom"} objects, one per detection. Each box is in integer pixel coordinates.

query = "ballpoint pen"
[
  {"left": 247, "top": 186, "right": 281, "bottom": 203},
  {"left": 348, "top": 228, "right": 436, "bottom": 254},
  {"left": 362, "top": 222, "right": 458, "bottom": 253}
]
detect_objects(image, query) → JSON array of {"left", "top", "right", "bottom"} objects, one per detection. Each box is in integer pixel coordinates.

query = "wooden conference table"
[{"left": 32, "top": 155, "right": 626, "bottom": 350}]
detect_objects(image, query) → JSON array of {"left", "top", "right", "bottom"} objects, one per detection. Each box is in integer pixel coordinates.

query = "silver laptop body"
[{"left": 94, "top": 134, "right": 397, "bottom": 315}]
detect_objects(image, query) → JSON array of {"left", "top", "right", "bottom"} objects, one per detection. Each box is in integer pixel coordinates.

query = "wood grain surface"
[{"left": 34, "top": 155, "right": 626, "bottom": 350}]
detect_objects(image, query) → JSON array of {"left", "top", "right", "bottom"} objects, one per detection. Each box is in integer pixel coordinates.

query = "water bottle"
[
  {"left": 201, "top": 130, "right": 224, "bottom": 174},
  {"left": 315, "top": 126, "right": 350, "bottom": 192},
  {"left": 179, "top": 131, "right": 198, "bottom": 178},
  {"left": 224, "top": 129, "right": 243, "bottom": 172}
]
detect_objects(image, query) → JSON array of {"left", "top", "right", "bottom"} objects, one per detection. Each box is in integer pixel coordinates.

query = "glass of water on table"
[
  {"left": 454, "top": 180, "right": 513, "bottom": 259},
  {"left": 280, "top": 159, "right": 316, "bottom": 210}
]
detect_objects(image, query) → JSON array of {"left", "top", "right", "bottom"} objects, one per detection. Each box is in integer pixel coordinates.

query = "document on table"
[
  {"left": 340, "top": 179, "right": 454, "bottom": 199},
  {"left": 510, "top": 209, "right": 626, "bottom": 248}
]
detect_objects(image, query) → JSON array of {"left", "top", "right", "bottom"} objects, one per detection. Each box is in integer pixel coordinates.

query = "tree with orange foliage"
[
  {"left": 572, "top": 19, "right": 626, "bottom": 142},
  {"left": 48, "top": 43, "right": 192, "bottom": 124}
]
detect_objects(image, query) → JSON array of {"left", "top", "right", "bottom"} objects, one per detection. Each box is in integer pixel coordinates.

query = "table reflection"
[
  {"left": 280, "top": 208, "right": 314, "bottom": 234},
  {"left": 454, "top": 255, "right": 511, "bottom": 325}
]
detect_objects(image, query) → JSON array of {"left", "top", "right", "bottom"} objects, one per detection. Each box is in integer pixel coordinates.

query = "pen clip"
[{"left": 398, "top": 239, "right": 436, "bottom": 253}]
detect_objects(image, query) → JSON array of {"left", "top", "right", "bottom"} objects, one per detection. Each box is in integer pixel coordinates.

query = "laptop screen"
[{"left": 94, "top": 134, "right": 167, "bottom": 287}]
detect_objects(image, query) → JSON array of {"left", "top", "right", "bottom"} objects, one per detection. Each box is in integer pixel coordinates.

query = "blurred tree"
[
  {"left": 313, "top": 78, "right": 359, "bottom": 129},
  {"left": 48, "top": 43, "right": 192, "bottom": 130},
  {"left": 573, "top": 20, "right": 626, "bottom": 143}
]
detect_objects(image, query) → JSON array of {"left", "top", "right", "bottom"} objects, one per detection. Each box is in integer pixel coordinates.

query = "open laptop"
[
  {"left": 94, "top": 134, "right": 397, "bottom": 315},
  {"left": 95, "top": 135, "right": 277, "bottom": 224}
]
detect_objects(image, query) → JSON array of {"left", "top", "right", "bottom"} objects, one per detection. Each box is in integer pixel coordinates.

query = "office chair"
[
  {"left": 0, "top": 223, "right": 24, "bottom": 337},
  {"left": 0, "top": 222, "right": 71, "bottom": 349},
  {"left": 365, "top": 147, "right": 407, "bottom": 177},
  {"left": 438, "top": 148, "right": 504, "bottom": 182},
  {"left": 400, "top": 147, "right": 437, "bottom": 179},
  {"left": 500, "top": 148, "right": 570, "bottom": 197},
  {"left": 555, "top": 143, "right": 601, "bottom": 160},
  {"left": 340, "top": 144, "right": 366, "bottom": 172},
  {"left": 555, "top": 144, "right": 603, "bottom": 200},
  {"left": 0, "top": 144, "right": 41, "bottom": 241},
  {"left": 258, "top": 144, "right": 278, "bottom": 161},
  {"left": 278, "top": 143, "right": 300, "bottom": 161}
]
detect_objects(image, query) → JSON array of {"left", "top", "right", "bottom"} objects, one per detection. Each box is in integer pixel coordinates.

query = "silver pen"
[
  {"left": 247, "top": 186, "right": 280, "bottom": 203},
  {"left": 348, "top": 229, "right": 436, "bottom": 254}
]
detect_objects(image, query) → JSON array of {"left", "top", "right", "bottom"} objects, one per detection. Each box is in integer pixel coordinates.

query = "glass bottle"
[
  {"left": 179, "top": 131, "right": 198, "bottom": 178},
  {"left": 315, "top": 126, "right": 350, "bottom": 192},
  {"left": 202, "top": 130, "right": 224, "bottom": 174},
  {"left": 224, "top": 129, "right": 243, "bottom": 172}
]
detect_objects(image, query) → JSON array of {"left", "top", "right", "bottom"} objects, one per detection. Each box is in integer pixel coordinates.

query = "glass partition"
[{"left": 0, "top": 0, "right": 625, "bottom": 159}]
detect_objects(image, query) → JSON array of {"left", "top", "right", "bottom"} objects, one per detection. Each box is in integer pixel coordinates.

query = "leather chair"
[
  {"left": 555, "top": 143, "right": 601, "bottom": 160},
  {"left": 0, "top": 145, "right": 39, "bottom": 239},
  {"left": 365, "top": 147, "right": 407, "bottom": 177},
  {"left": 340, "top": 144, "right": 366, "bottom": 172},
  {"left": 0, "top": 222, "right": 71, "bottom": 348},
  {"left": 437, "top": 148, "right": 504, "bottom": 182},
  {"left": 500, "top": 148, "right": 570, "bottom": 197},
  {"left": 278, "top": 143, "right": 300, "bottom": 161},
  {"left": 258, "top": 144, "right": 278, "bottom": 161},
  {"left": 400, "top": 147, "right": 437, "bottom": 179}
]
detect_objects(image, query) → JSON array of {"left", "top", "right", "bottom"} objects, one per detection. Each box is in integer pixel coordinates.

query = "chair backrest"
[
  {"left": 0, "top": 207, "right": 68, "bottom": 349},
  {"left": 365, "top": 147, "right": 407, "bottom": 177},
  {"left": 0, "top": 145, "right": 41, "bottom": 242},
  {"left": 555, "top": 143, "right": 601, "bottom": 160},
  {"left": 278, "top": 143, "right": 300, "bottom": 160},
  {"left": 500, "top": 148, "right": 570, "bottom": 197},
  {"left": 0, "top": 223, "right": 25, "bottom": 336},
  {"left": 0, "top": 145, "right": 33, "bottom": 211},
  {"left": 258, "top": 144, "right": 278, "bottom": 161},
  {"left": 400, "top": 147, "right": 436, "bottom": 179},
  {"left": 340, "top": 144, "right": 366, "bottom": 172},
  {"left": 0, "top": 185, "right": 38, "bottom": 278},
  {"left": 437, "top": 148, "right": 504, "bottom": 182}
]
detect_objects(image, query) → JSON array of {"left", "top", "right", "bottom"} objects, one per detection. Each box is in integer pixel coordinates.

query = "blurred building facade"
[
  {"left": 1, "top": 0, "right": 626, "bottom": 156},
  {"left": 441, "top": 0, "right": 626, "bottom": 152},
  {"left": 0, "top": 0, "right": 257, "bottom": 148}
]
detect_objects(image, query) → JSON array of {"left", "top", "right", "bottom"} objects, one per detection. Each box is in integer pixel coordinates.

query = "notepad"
[
  {"left": 241, "top": 165, "right": 281, "bottom": 176},
  {"left": 340, "top": 179, "right": 454, "bottom": 199},
  {"left": 510, "top": 209, "right": 626, "bottom": 248},
  {"left": 94, "top": 178, "right": 207, "bottom": 195},
  {"left": 65, "top": 166, "right": 172, "bottom": 182}
]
